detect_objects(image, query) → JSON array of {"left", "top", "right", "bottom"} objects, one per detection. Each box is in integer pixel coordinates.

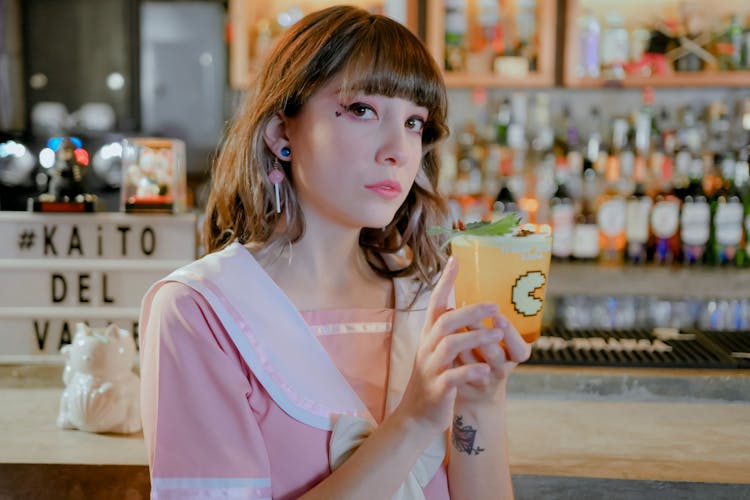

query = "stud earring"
[
  {"left": 268, "top": 157, "right": 285, "bottom": 214},
  {"left": 280, "top": 146, "right": 291, "bottom": 158}
]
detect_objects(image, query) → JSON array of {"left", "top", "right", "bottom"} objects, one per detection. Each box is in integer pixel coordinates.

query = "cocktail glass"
[{"left": 451, "top": 225, "right": 552, "bottom": 343}]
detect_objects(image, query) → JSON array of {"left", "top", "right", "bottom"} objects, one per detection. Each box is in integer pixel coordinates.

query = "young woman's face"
[{"left": 284, "top": 75, "right": 428, "bottom": 230}]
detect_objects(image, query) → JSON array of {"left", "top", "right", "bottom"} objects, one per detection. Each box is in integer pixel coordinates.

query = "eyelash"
[
  {"left": 344, "top": 102, "right": 375, "bottom": 118},
  {"left": 406, "top": 116, "right": 425, "bottom": 134},
  {"left": 342, "top": 102, "right": 426, "bottom": 134}
]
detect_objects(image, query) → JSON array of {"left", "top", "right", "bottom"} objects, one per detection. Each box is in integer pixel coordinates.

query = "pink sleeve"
[{"left": 140, "top": 281, "right": 273, "bottom": 499}]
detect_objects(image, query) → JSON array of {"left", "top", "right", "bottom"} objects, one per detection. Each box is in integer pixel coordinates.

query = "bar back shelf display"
[
  {"left": 228, "top": 0, "right": 419, "bottom": 89},
  {"left": 565, "top": 0, "right": 750, "bottom": 87},
  {"left": 426, "top": 0, "right": 557, "bottom": 88}
]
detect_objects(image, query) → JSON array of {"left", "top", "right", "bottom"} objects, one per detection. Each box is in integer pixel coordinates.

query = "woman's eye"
[
  {"left": 406, "top": 116, "right": 425, "bottom": 133},
  {"left": 345, "top": 103, "right": 375, "bottom": 118}
]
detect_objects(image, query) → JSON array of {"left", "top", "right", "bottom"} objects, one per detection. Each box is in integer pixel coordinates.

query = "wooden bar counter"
[{"left": 1, "top": 363, "right": 749, "bottom": 499}]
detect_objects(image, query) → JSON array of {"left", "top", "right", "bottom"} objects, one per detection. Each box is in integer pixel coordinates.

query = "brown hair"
[{"left": 203, "top": 5, "right": 450, "bottom": 287}]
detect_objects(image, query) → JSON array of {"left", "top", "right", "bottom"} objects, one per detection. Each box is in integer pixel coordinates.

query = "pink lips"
[{"left": 364, "top": 180, "right": 402, "bottom": 199}]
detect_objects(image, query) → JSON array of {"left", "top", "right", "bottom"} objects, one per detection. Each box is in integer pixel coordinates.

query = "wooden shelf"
[
  {"left": 230, "top": 0, "right": 750, "bottom": 91},
  {"left": 443, "top": 71, "right": 555, "bottom": 88},
  {"left": 547, "top": 262, "right": 750, "bottom": 300},
  {"left": 564, "top": 0, "right": 750, "bottom": 89},
  {"left": 426, "top": 0, "right": 557, "bottom": 89},
  {"left": 228, "top": 0, "right": 419, "bottom": 89},
  {"left": 567, "top": 71, "right": 750, "bottom": 89}
]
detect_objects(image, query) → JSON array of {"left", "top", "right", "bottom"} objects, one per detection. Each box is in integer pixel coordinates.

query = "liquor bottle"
[
  {"left": 734, "top": 148, "right": 749, "bottom": 266},
  {"left": 444, "top": 0, "right": 467, "bottom": 71},
  {"left": 582, "top": 117, "right": 604, "bottom": 236},
  {"left": 709, "top": 154, "right": 744, "bottom": 265},
  {"left": 596, "top": 148, "right": 627, "bottom": 264},
  {"left": 729, "top": 15, "right": 744, "bottom": 70},
  {"left": 453, "top": 117, "right": 486, "bottom": 222},
  {"left": 707, "top": 101, "right": 731, "bottom": 157},
  {"left": 716, "top": 15, "right": 744, "bottom": 70},
  {"left": 510, "top": 93, "right": 536, "bottom": 222},
  {"left": 476, "top": 0, "right": 501, "bottom": 57},
  {"left": 530, "top": 93, "right": 554, "bottom": 158},
  {"left": 563, "top": 111, "right": 584, "bottom": 207},
  {"left": 517, "top": 166, "right": 539, "bottom": 224},
  {"left": 515, "top": 0, "right": 538, "bottom": 69},
  {"left": 490, "top": 97, "right": 514, "bottom": 193},
  {"left": 610, "top": 117, "right": 629, "bottom": 160},
  {"left": 578, "top": 9, "right": 601, "bottom": 78},
  {"left": 585, "top": 106, "right": 609, "bottom": 175},
  {"left": 529, "top": 93, "right": 555, "bottom": 224},
  {"left": 572, "top": 198, "right": 600, "bottom": 262},
  {"left": 650, "top": 179, "right": 681, "bottom": 265},
  {"left": 617, "top": 127, "right": 637, "bottom": 196},
  {"left": 493, "top": 179, "right": 520, "bottom": 217},
  {"left": 625, "top": 163, "right": 652, "bottom": 264},
  {"left": 731, "top": 96, "right": 750, "bottom": 151},
  {"left": 634, "top": 87, "right": 656, "bottom": 158},
  {"left": 554, "top": 104, "right": 572, "bottom": 153},
  {"left": 581, "top": 144, "right": 602, "bottom": 213},
  {"left": 658, "top": 107, "right": 678, "bottom": 159},
  {"left": 649, "top": 108, "right": 672, "bottom": 197},
  {"left": 672, "top": 144, "right": 693, "bottom": 199},
  {"left": 674, "top": 105, "right": 705, "bottom": 196},
  {"left": 585, "top": 107, "right": 602, "bottom": 163},
  {"left": 680, "top": 157, "right": 711, "bottom": 264},
  {"left": 550, "top": 164, "right": 575, "bottom": 260},
  {"left": 507, "top": 92, "right": 528, "bottom": 175},
  {"left": 495, "top": 97, "right": 512, "bottom": 147},
  {"left": 676, "top": 105, "right": 704, "bottom": 158},
  {"left": 601, "top": 12, "right": 628, "bottom": 79}
]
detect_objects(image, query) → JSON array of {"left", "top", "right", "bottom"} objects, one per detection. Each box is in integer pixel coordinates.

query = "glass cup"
[{"left": 451, "top": 225, "right": 552, "bottom": 343}]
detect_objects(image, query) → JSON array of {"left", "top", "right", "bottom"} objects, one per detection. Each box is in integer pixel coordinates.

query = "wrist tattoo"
[{"left": 452, "top": 415, "right": 485, "bottom": 455}]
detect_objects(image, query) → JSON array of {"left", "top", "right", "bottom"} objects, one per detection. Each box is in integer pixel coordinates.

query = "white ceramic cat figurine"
[{"left": 57, "top": 323, "right": 141, "bottom": 434}]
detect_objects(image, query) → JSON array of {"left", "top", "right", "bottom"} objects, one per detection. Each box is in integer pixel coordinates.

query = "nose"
[{"left": 375, "top": 124, "right": 409, "bottom": 167}]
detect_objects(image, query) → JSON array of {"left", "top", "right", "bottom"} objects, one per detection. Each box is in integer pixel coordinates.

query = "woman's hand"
[
  {"left": 395, "top": 257, "right": 503, "bottom": 437},
  {"left": 454, "top": 312, "right": 531, "bottom": 406}
]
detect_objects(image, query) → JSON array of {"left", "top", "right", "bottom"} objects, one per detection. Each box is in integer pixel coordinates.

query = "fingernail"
[{"left": 490, "top": 329, "right": 504, "bottom": 341}]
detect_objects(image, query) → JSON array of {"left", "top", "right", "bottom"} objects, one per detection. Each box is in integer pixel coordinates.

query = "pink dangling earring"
[{"left": 269, "top": 147, "right": 290, "bottom": 213}]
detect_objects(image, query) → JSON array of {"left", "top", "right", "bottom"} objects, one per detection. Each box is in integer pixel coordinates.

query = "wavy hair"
[{"left": 203, "top": 5, "right": 450, "bottom": 288}]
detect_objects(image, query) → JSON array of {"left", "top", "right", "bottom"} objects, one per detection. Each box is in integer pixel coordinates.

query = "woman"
[{"left": 139, "top": 6, "right": 530, "bottom": 499}]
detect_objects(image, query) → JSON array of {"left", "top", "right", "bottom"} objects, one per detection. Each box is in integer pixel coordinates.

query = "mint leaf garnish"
[{"left": 429, "top": 213, "right": 521, "bottom": 249}]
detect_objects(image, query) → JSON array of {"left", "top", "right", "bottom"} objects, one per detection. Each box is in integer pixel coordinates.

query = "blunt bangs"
[
  {"left": 336, "top": 18, "right": 447, "bottom": 144},
  {"left": 282, "top": 11, "right": 448, "bottom": 146}
]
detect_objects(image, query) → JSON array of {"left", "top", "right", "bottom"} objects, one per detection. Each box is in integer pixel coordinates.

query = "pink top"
[{"left": 141, "top": 282, "right": 449, "bottom": 499}]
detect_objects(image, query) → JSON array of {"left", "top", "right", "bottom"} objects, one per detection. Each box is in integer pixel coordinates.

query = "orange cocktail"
[{"left": 451, "top": 225, "right": 552, "bottom": 343}]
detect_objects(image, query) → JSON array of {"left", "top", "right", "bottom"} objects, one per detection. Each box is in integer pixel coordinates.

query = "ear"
[{"left": 263, "top": 114, "right": 292, "bottom": 160}]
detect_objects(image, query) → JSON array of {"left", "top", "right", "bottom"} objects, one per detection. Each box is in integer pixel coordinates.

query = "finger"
[
  {"left": 461, "top": 320, "right": 488, "bottom": 364},
  {"left": 428, "top": 303, "right": 498, "bottom": 349},
  {"left": 432, "top": 328, "right": 502, "bottom": 368},
  {"left": 474, "top": 338, "right": 507, "bottom": 373},
  {"left": 493, "top": 314, "right": 532, "bottom": 363},
  {"left": 458, "top": 347, "right": 480, "bottom": 366},
  {"left": 439, "top": 363, "right": 490, "bottom": 390},
  {"left": 425, "top": 257, "right": 458, "bottom": 326}
]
